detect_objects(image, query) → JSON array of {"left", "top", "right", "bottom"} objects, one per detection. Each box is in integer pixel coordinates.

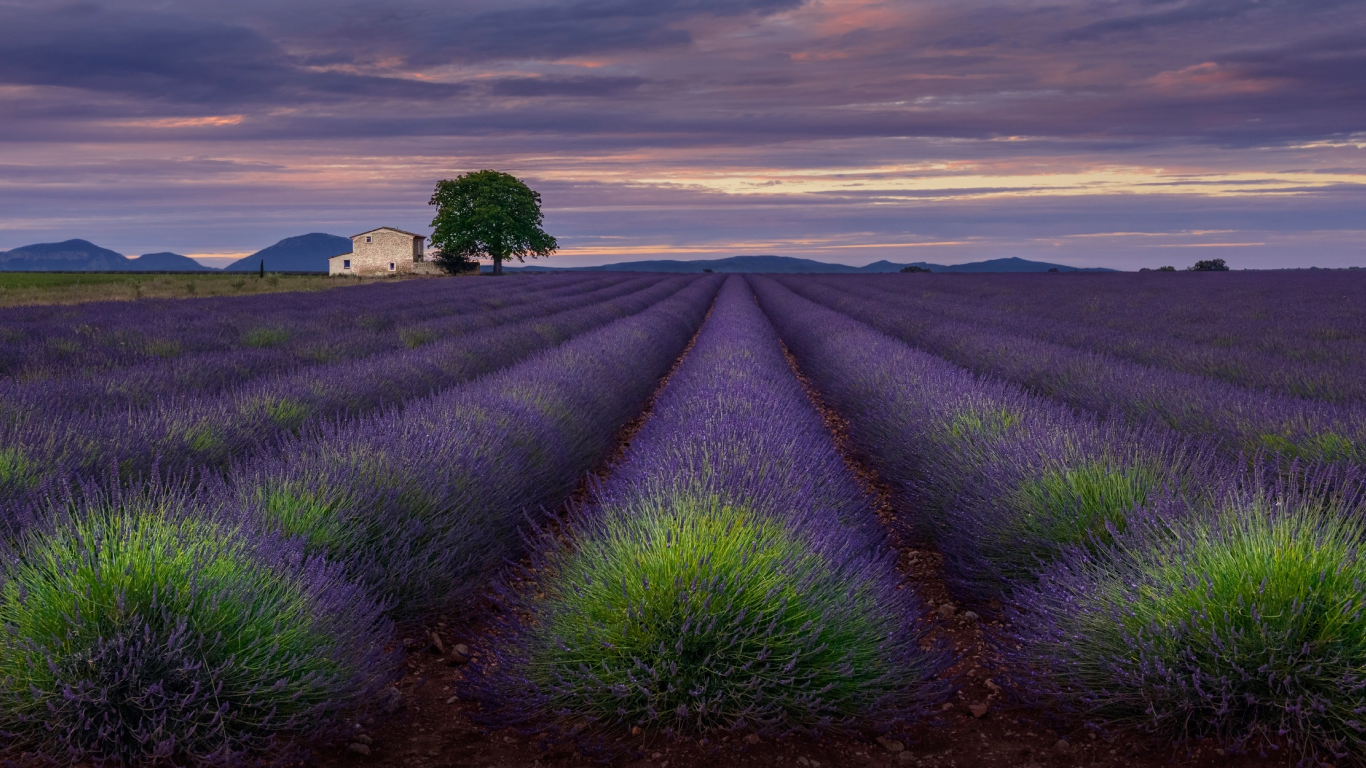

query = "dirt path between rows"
[{"left": 303, "top": 292, "right": 1288, "bottom": 768}]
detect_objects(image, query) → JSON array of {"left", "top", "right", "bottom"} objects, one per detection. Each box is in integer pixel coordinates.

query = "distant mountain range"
[
  {"left": 0, "top": 240, "right": 215, "bottom": 272},
  {"left": 501, "top": 255, "right": 1117, "bottom": 274},
  {"left": 223, "top": 233, "right": 352, "bottom": 272},
  {"left": 0, "top": 234, "right": 352, "bottom": 273},
  {"left": 0, "top": 239, "right": 1116, "bottom": 275}
]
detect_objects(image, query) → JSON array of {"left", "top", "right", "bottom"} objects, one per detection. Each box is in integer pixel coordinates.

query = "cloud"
[
  {"left": 487, "top": 76, "right": 649, "bottom": 98},
  {"left": 0, "top": 0, "right": 1362, "bottom": 268},
  {"left": 0, "top": 5, "right": 467, "bottom": 107}
]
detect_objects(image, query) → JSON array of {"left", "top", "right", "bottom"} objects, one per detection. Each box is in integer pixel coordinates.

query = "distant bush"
[
  {"left": 0, "top": 481, "right": 395, "bottom": 766},
  {"left": 900, "top": 265, "right": 932, "bottom": 273},
  {"left": 1188, "top": 258, "right": 1230, "bottom": 272},
  {"left": 1158, "top": 265, "right": 1177, "bottom": 272}
]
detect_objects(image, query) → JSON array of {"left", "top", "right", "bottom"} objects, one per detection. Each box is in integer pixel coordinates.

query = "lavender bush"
[
  {"left": 468, "top": 278, "right": 950, "bottom": 747},
  {"left": 0, "top": 478, "right": 397, "bottom": 766},
  {"left": 1007, "top": 463, "right": 1366, "bottom": 761},
  {"left": 236, "top": 276, "right": 722, "bottom": 618}
]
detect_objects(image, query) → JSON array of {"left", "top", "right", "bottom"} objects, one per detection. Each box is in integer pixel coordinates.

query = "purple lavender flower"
[
  {"left": 0, "top": 475, "right": 398, "bottom": 766},
  {"left": 1006, "top": 462, "right": 1366, "bottom": 761},
  {"left": 467, "top": 277, "right": 951, "bottom": 751}
]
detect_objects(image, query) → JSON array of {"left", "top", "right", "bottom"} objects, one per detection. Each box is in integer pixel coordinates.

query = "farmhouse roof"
[{"left": 351, "top": 227, "right": 426, "bottom": 240}]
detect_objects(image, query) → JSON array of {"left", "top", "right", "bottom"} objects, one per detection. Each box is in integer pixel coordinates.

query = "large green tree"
[{"left": 428, "top": 171, "right": 558, "bottom": 275}]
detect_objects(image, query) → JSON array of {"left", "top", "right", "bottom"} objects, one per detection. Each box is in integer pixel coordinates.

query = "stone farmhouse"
[{"left": 328, "top": 227, "right": 445, "bottom": 276}]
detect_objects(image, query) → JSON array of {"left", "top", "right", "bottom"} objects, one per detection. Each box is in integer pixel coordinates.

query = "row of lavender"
[
  {"left": 0, "top": 275, "right": 688, "bottom": 502},
  {"left": 778, "top": 275, "right": 1366, "bottom": 467},
  {"left": 467, "top": 277, "right": 950, "bottom": 753},
  {"left": 0, "top": 273, "right": 649, "bottom": 412},
  {"left": 851, "top": 272, "right": 1366, "bottom": 403},
  {"left": 754, "top": 275, "right": 1366, "bottom": 761},
  {"left": 0, "top": 276, "right": 722, "bottom": 765},
  {"left": 0, "top": 272, "right": 568, "bottom": 379}
]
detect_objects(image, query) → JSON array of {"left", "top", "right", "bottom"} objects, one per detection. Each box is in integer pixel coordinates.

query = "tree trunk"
[{"left": 492, "top": 256, "right": 503, "bottom": 275}]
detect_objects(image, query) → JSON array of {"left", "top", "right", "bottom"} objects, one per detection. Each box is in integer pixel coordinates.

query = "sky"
[{"left": 0, "top": 0, "right": 1363, "bottom": 270}]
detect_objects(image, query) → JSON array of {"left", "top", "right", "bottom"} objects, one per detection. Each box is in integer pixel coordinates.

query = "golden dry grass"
[{"left": 0, "top": 272, "right": 430, "bottom": 307}]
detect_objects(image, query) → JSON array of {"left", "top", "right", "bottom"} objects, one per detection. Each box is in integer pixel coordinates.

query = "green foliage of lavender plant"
[
  {"left": 184, "top": 423, "right": 229, "bottom": 460},
  {"left": 243, "top": 327, "right": 289, "bottom": 348},
  {"left": 945, "top": 406, "right": 1020, "bottom": 442},
  {"left": 520, "top": 497, "right": 919, "bottom": 737},
  {"left": 0, "top": 502, "right": 391, "bottom": 765},
  {"left": 145, "top": 339, "right": 181, "bottom": 359},
  {"left": 261, "top": 485, "right": 353, "bottom": 552},
  {"left": 0, "top": 447, "right": 32, "bottom": 488},
  {"left": 399, "top": 327, "right": 437, "bottom": 349},
  {"left": 997, "top": 462, "right": 1156, "bottom": 558},
  {"left": 1014, "top": 484, "right": 1366, "bottom": 759},
  {"left": 251, "top": 395, "right": 313, "bottom": 430},
  {"left": 1258, "top": 431, "right": 1359, "bottom": 464}
]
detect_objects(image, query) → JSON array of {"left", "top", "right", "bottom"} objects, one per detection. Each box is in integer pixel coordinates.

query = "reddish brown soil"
[{"left": 303, "top": 303, "right": 1291, "bottom": 768}]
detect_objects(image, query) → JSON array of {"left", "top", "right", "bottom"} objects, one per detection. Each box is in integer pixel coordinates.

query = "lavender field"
[{"left": 0, "top": 271, "right": 1363, "bottom": 766}]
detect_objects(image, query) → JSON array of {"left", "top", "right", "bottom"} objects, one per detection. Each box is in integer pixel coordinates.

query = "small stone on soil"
[
  {"left": 969, "top": 703, "right": 989, "bottom": 718},
  {"left": 962, "top": 611, "right": 979, "bottom": 621},
  {"left": 347, "top": 743, "right": 371, "bottom": 755},
  {"left": 937, "top": 603, "right": 956, "bottom": 618},
  {"left": 898, "top": 752, "right": 915, "bottom": 763},
  {"left": 353, "top": 734, "right": 373, "bottom": 745},
  {"left": 447, "top": 644, "right": 471, "bottom": 666},
  {"left": 744, "top": 733, "right": 761, "bottom": 745},
  {"left": 1055, "top": 739, "right": 1071, "bottom": 752}
]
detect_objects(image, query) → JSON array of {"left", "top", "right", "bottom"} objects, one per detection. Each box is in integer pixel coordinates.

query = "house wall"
[{"left": 329, "top": 228, "right": 427, "bottom": 276}]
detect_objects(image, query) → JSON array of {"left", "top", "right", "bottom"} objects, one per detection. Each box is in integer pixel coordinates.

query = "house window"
[
  {"left": 365, "top": 236, "right": 372, "bottom": 243},
  {"left": 388, "top": 262, "right": 396, "bottom": 271},
  {"left": 343, "top": 259, "right": 351, "bottom": 269}
]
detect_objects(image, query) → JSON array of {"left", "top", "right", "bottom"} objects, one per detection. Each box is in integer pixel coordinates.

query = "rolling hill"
[
  {"left": 502, "top": 254, "right": 1116, "bottom": 273},
  {"left": 129, "top": 252, "right": 217, "bottom": 271},
  {"left": 0, "top": 240, "right": 215, "bottom": 271}
]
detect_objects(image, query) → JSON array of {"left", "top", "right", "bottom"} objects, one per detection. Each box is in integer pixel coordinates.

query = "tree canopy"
[
  {"left": 428, "top": 171, "right": 558, "bottom": 275},
  {"left": 1188, "top": 258, "right": 1230, "bottom": 272}
]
